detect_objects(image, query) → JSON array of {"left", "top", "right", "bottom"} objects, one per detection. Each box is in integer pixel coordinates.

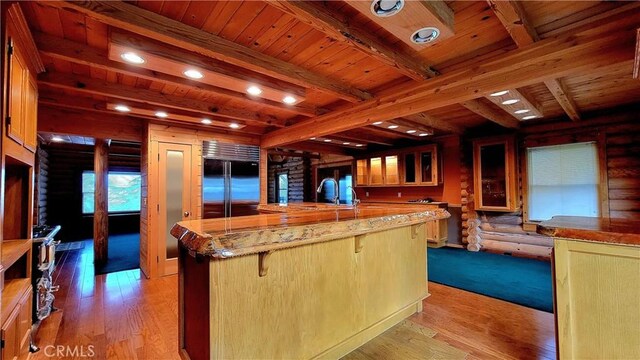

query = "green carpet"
[
  {"left": 427, "top": 247, "right": 553, "bottom": 312},
  {"left": 95, "top": 233, "right": 140, "bottom": 275}
]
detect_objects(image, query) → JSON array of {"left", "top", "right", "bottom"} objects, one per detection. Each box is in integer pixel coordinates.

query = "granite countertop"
[
  {"left": 171, "top": 204, "right": 450, "bottom": 258},
  {"left": 537, "top": 216, "right": 640, "bottom": 247}
]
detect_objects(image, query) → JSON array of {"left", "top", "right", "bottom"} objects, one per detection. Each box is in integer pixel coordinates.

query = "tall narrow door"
[{"left": 158, "top": 143, "right": 192, "bottom": 276}]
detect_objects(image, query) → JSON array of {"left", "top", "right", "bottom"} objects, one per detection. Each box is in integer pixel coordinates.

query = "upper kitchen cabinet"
[
  {"left": 354, "top": 144, "right": 440, "bottom": 187},
  {"left": 473, "top": 136, "right": 518, "bottom": 212},
  {"left": 2, "top": 3, "right": 45, "bottom": 163}
]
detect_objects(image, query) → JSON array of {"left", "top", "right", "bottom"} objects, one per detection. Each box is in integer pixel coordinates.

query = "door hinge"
[
  {"left": 1, "top": 338, "right": 4, "bottom": 349},
  {"left": 5, "top": 116, "right": 11, "bottom": 126},
  {"left": 7, "top": 42, "right": 13, "bottom": 56},
  {"left": 158, "top": 153, "right": 160, "bottom": 161},
  {"left": 157, "top": 256, "right": 159, "bottom": 263},
  {"left": 157, "top": 204, "right": 160, "bottom": 212}
]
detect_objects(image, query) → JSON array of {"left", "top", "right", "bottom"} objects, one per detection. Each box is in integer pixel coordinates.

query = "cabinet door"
[
  {"left": 355, "top": 159, "right": 368, "bottom": 186},
  {"left": 420, "top": 146, "right": 439, "bottom": 186},
  {"left": 6, "top": 39, "right": 26, "bottom": 145},
  {"left": 403, "top": 153, "right": 417, "bottom": 184},
  {"left": 23, "top": 75, "right": 38, "bottom": 152},
  {"left": 369, "top": 157, "right": 383, "bottom": 185},
  {"left": 473, "top": 137, "right": 517, "bottom": 211},
  {"left": 17, "top": 291, "right": 32, "bottom": 355},
  {"left": 1, "top": 308, "right": 19, "bottom": 360},
  {"left": 384, "top": 155, "right": 399, "bottom": 184}
]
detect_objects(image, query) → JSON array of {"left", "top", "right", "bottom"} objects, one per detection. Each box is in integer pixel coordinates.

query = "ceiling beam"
[
  {"left": 33, "top": 32, "right": 318, "bottom": 117},
  {"left": 402, "top": 113, "right": 464, "bottom": 134},
  {"left": 268, "top": 150, "right": 321, "bottom": 160},
  {"left": 38, "top": 72, "right": 285, "bottom": 127},
  {"left": 282, "top": 141, "right": 355, "bottom": 156},
  {"left": 461, "top": 99, "right": 520, "bottom": 129},
  {"left": 38, "top": 91, "right": 267, "bottom": 135},
  {"left": 45, "top": 1, "right": 371, "bottom": 102},
  {"left": 335, "top": 130, "right": 395, "bottom": 147},
  {"left": 266, "top": 1, "right": 437, "bottom": 80},
  {"left": 38, "top": 106, "right": 143, "bottom": 142},
  {"left": 488, "top": 0, "right": 582, "bottom": 121},
  {"left": 261, "top": 12, "right": 639, "bottom": 148}
]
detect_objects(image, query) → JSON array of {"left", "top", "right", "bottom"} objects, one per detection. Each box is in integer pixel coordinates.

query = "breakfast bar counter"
[{"left": 171, "top": 204, "right": 449, "bottom": 360}]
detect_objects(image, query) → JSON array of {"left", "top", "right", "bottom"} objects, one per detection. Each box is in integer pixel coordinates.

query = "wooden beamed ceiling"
[{"left": 22, "top": 1, "right": 640, "bottom": 152}]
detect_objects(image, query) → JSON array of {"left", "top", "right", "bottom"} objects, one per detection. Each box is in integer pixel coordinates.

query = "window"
[
  {"left": 82, "top": 171, "right": 142, "bottom": 214},
  {"left": 277, "top": 173, "right": 288, "bottom": 204},
  {"left": 526, "top": 142, "right": 600, "bottom": 221}
]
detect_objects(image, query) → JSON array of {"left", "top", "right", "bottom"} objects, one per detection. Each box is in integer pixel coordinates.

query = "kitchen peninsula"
[{"left": 171, "top": 205, "right": 449, "bottom": 360}]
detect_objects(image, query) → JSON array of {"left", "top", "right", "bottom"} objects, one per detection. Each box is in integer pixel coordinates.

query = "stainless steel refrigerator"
[{"left": 202, "top": 141, "right": 261, "bottom": 218}]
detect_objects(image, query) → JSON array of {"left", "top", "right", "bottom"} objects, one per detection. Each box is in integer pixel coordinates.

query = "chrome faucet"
[
  {"left": 346, "top": 186, "right": 360, "bottom": 206},
  {"left": 317, "top": 177, "right": 340, "bottom": 205}
]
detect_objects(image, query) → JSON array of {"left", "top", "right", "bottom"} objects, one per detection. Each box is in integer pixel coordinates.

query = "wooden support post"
[{"left": 94, "top": 139, "right": 109, "bottom": 267}]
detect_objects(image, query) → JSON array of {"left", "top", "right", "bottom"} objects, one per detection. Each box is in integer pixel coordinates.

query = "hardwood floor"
[{"left": 32, "top": 243, "right": 555, "bottom": 359}]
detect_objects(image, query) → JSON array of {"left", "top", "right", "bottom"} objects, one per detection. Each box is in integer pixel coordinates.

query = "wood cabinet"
[
  {"left": 554, "top": 238, "right": 640, "bottom": 359},
  {"left": 473, "top": 137, "right": 518, "bottom": 211},
  {"left": 355, "top": 144, "right": 440, "bottom": 187},
  {"left": 1, "top": 280, "right": 32, "bottom": 360}
]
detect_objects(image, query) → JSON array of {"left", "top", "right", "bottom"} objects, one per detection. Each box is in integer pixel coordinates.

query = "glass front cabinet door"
[
  {"left": 403, "top": 153, "right": 417, "bottom": 184},
  {"left": 384, "top": 155, "right": 399, "bottom": 185},
  {"left": 473, "top": 137, "right": 518, "bottom": 211},
  {"left": 369, "top": 157, "right": 383, "bottom": 185},
  {"left": 419, "top": 144, "right": 439, "bottom": 186},
  {"left": 355, "top": 159, "right": 368, "bottom": 186}
]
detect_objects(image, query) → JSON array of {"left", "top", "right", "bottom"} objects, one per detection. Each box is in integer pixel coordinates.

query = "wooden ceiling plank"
[
  {"left": 45, "top": 1, "right": 372, "bottom": 102},
  {"left": 402, "top": 113, "right": 464, "bottom": 134},
  {"left": 488, "top": 0, "right": 582, "bottom": 121},
  {"left": 261, "top": 14, "right": 639, "bottom": 148},
  {"left": 461, "top": 99, "right": 520, "bottom": 129},
  {"left": 38, "top": 72, "right": 285, "bottom": 128},
  {"left": 34, "top": 31, "right": 318, "bottom": 117},
  {"left": 333, "top": 131, "right": 394, "bottom": 147},
  {"left": 266, "top": 0, "right": 438, "bottom": 80}
]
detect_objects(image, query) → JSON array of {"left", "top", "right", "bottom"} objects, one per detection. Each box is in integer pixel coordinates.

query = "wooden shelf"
[
  {"left": 1, "top": 239, "right": 32, "bottom": 271},
  {"left": 1, "top": 278, "right": 31, "bottom": 324}
]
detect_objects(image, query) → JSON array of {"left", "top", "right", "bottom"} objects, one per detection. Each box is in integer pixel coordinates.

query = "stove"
[
  {"left": 31, "top": 225, "right": 61, "bottom": 322},
  {"left": 407, "top": 198, "right": 434, "bottom": 203}
]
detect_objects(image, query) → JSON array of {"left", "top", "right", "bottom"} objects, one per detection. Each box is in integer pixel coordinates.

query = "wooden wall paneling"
[
  {"left": 93, "top": 139, "right": 109, "bottom": 267},
  {"left": 33, "top": 145, "right": 48, "bottom": 226},
  {"left": 262, "top": 9, "right": 640, "bottom": 148},
  {"left": 260, "top": 148, "right": 268, "bottom": 204},
  {"left": 139, "top": 123, "right": 150, "bottom": 278},
  {"left": 44, "top": 1, "right": 373, "bottom": 102},
  {"left": 598, "top": 132, "right": 610, "bottom": 218},
  {"left": 634, "top": 28, "right": 639, "bottom": 79}
]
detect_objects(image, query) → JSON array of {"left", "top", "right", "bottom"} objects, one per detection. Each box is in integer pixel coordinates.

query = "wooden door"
[
  {"left": 1, "top": 308, "right": 19, "bottom": 360},
  {"left": 6, "top": 39, "right": 26, "bottom": 145},
  {"left": 23, "top": 75, "right": 38, "bottom": 152},
  {"left": 158, "top": 143, "right": 192, "bottom": 276}
]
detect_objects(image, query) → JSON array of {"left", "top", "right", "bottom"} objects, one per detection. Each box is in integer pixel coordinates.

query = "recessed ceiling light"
[
  {"left": 310, "top": 137, "right": 316, "bottom": 140},
  {"left": 490, "top": 90, "right": 509, "bottom": 97},
  {"left": 282, "top": 95, "right": 297, "bottom": 104},
  {"left": 246, "top": 85, "right": 262, "bottom": 96},
  {"left": 419, "top": 133, "right": 430, "bottom": 137},
  {"left": 522, "top": 115, "right": 537, "bottom": 120},
  {"left": 201, "top": 118, "right": 212, "bottom": 125},
  {"left": 229, "top": 123, "right": 240, "bottom": 129},
  {"left": 343, "top": 142, "right": 351, "bottom": 145},
  {"left": 155, "top": 111, "right": 168, "bottom": 118},
  {"left": 370, "top": 0, "right": 404, "bottom": 17},
  {"left": 411, "top": 27, "right": 440, "bottom": 44},
  {"left": 114, "top": 105, "right": 130, "bottom": 112},
  {"left": 51, "top": 136, "right": 65, "bottom": 142},
  {"left": 502, "top": 99, "right": 520, "bottom": 105},
  {"left": 388, "top": 125, "right": 399, "bottom": 129},
  {"left": 324, "top": 139, "right": 332, "bottom": 142},
  {"left": 373, "top": 121, "right": 383, "bottom": 125},
  {"left": 183, "top": 69, "right": 204, "bottom": 79},
  {"left": 514, "top": 109, "right": 530, "bottom": 114},
  {"left": 120, "top": 52, "right": 145, "bottom": 64},
  {"left": 356, "top": 144, "right": 364, "bottom": 147},
  {"left": 406, "top": 130, "right": 417, "bottom": 134}
]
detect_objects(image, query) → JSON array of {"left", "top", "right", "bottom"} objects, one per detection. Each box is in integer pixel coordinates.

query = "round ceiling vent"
[
  {"left": 370, "top": 0, "right": 404, "bottom": 17},
  {"left": 411, "top": 27, "right": 440, "bottom": 44}
]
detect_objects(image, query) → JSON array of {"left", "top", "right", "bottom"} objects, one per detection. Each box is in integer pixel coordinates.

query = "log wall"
[
  {"left": 267, "top": 156, "right": 312, "bottom": 203},
  {"left": 34, "top": 144, "right": 48, "bottom": 226},
  {"left": 462, "top": 115, "right": 640, "bottom": 259}
]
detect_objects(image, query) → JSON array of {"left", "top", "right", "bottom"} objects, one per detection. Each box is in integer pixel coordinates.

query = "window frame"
[
  {"left": 521, "top": 133, "right": 609, "bottom": 225},
  {"left": 82, "top": 170, "right": 142, "bottom": 215}
]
